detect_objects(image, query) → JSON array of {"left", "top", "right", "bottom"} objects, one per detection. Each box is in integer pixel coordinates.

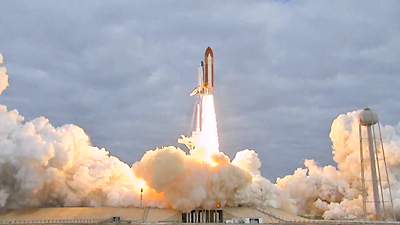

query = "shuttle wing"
[{"left": 190, "top": 88, "right": 199, "bottom": 97}]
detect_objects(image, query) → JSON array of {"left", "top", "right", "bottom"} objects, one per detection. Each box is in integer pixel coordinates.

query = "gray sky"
[{"left": 0, "top": 0, "right": 399, "bottom": 181}]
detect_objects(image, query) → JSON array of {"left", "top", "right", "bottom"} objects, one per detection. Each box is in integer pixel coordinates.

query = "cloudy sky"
[{"left": 0, "top": 0, "right": 399, "bottom": 181}]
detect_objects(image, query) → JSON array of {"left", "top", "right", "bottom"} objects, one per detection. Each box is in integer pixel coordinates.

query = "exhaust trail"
[{"left": 191, "top": 94, "right": 220, "bottom": 164}]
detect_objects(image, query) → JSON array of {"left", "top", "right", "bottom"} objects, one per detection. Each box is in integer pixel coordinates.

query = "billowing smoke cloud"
[
  {"left": 133, "top": 147, "right": 252, "bottom": 211},
  {"left": 276, "top": 111, "right": 400, "bottom": 220},
  {"left": 2, "top": 53, "right": 400, "bottom": 220},
  {"left": 232, "top": 150, "right": 298, "bottom": 214}
]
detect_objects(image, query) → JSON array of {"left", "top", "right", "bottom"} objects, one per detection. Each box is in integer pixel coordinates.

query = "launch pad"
[
  {"left": 2, "top": 206, "right": 400, "bottom": 224},
  {"left": 0, "top": 206, "right": 306, "bottom": 224}
]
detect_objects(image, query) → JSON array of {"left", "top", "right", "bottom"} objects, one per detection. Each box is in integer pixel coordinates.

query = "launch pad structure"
[
  {"left": 358, "top": 108, "right": 395, "bottom": 220},
  {"left": 2, "top": 206, "right": 400, "bottom": 224}
]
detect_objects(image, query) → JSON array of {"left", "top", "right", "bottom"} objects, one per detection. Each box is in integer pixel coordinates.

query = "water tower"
[{"left": 358, "top": 108, "right": 395, "bottom": 220}]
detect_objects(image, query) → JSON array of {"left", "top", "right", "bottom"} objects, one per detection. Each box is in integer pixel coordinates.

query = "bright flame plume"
[{"left": 191, "top": 95, "right": 219, "bottom": 165}]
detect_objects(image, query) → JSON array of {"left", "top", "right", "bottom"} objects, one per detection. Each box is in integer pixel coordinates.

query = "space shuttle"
[
  {"left": 189, "top": 47, "right": 214, "bottom": 97},
  {"left": 178, "top": 47, "right": 214, "bottom": 153}
]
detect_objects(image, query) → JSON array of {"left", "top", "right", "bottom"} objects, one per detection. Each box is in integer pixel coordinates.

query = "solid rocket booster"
[{"left": 189, "top": 47, "right": 214, "bottom": 96}]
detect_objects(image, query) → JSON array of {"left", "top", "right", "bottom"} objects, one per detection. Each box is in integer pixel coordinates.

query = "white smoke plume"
[
  {"left": 232, "top": 150, "right": 298, "bottom": 214},
  {"left": 2, "top": 53, "right": 400, "bottom": 220},
  {"left": 276, "top": 110, "right": 400, "bottom": 220},
  {"left": 133, "top": 147, "right": 252, "bottom": 211}
]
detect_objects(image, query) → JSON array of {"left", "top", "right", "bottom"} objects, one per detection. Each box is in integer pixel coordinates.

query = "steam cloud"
[{"left": 1, "top": 53, "right": 400, "bottom": 219}]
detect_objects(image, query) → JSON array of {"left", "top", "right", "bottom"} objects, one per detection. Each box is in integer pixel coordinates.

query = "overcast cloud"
[{"left": 0, "top": 0, "right": 399, "bottom": 180}]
